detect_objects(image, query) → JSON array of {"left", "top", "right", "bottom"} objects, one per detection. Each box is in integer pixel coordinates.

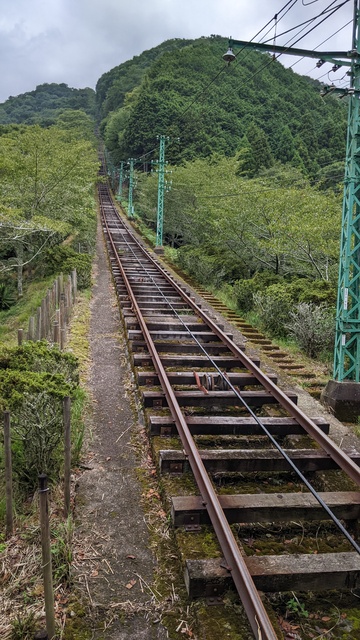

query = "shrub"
[
  {"left": 0, "top": 283, "right": 16, "bottom": 309},
  {"left": 286, "top": 302, "right": 335, "bottom": 358},
  {"left": 44, "top": 245, "right": 77, "bottom": 274},
  {"left": 11, "top": 391, "right": 65, "bottom": 489},
  {"left": 0, "top": 343, "right": 80, "bottom": 491},
  {"left": 0, "top": 369, "right": 72, "bottom": 412},
  {"left": 62, "top": 253, "right": 92, "bottom": 289},
  {"left": 0, "top": 341, "right": 79, "bottom": 387},
  {"left": 44, "top": 246, "right": 92, "bottom": 289},
  {"left": 176, "top": 246, "right": 227, "bottom": 288},
  {"left": 233, "top": 271, "right": 282, "bottom": 312},
  {"left": 281, "top": 278, "right": 336, "bottom": 306},
  {"left": 253, "top": 283, "right": 294, "bottom": 337}
]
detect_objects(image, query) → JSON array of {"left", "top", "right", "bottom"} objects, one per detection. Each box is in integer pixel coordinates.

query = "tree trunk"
[{"left": 16, "top": 241, "right": 24, "bottom": 297}]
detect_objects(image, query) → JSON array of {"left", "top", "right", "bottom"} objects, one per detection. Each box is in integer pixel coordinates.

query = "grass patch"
[{"left": 0, "top": 276, "right": 55, "bottom": 345}]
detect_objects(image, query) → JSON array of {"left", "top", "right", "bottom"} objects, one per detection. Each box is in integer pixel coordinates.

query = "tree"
[
  {"left": 55, "top": 109, "right": 96, "bottom": 142},
  {"left": 0, "top": 125, "right": 98, "bottom": 295},
  {"left": 236, "top": 124, "right": 273, "bottom": 178}
]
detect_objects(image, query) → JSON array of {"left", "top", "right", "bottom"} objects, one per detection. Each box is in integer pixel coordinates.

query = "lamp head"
[{"left": 223, "top": 47, "right": 236, "bottom": 64}]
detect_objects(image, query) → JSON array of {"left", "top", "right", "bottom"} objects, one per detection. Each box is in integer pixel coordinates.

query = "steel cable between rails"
[
  {"left": 103, "top": 196, "right": 360, "bottom": 555},
  {"left": 101, "top": 193, "right": 278, "bottom": 640}
]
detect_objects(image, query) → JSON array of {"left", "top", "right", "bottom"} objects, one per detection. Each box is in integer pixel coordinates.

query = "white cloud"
[{"left": 0, "top": 0, "right": 355, "bottom": 102}]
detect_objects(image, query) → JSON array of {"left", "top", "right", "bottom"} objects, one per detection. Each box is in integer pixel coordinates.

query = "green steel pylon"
[
  {"left": 117, "top": 161, "right": 124, "bottom": 200},
  {"left": 225, "top": 9, "right": 360, "bottom": 383},
  {"left": 334, "top": 1, "right": 360, "bottom": 381},
  {"left": 156, "top": 136, "right": 166, "bottom": 246},
  {"left": 128, "top": 158, "right": 135, "bottom": 218},
  {"left": 153, "top": 135, "right": 171, "bottom": 247}
]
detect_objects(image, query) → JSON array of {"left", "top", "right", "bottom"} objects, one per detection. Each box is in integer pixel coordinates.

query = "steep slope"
[
  {"left": 98, "top": 36, "right": 347, "bottom": 173},
  {"left": 96, "top": 37, "right": 194, "bottom": 120}
]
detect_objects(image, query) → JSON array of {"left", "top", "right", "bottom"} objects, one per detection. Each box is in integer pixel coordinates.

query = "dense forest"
[
  {"left": 96, "top": 36, "right": 348, "bottom": 358},
  {"left": 0, "top": 82, "right": 96, "bottom": 126},
  {"left": 98, "top": 36, "right": 347, "bottom": 178},
  {"left": 0, "top": 35, "right": 350, "bottom": 358}
]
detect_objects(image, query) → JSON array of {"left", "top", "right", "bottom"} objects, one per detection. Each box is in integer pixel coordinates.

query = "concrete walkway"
[{"left": 74, "top": 220, "right": 168, "bottom": 639}]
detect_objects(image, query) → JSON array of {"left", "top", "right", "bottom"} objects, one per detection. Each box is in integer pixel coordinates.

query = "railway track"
[{"left": 98, "top": 176, "right": 360, "bottom": 639}]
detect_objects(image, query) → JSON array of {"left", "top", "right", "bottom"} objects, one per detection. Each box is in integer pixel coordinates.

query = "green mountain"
[
  {"left": 97, "top": 36, "right": 347, "bottom": 175},
  {"left": 0, "top": 83, "right": 96, "bottom": 126},
  {"left": 96, "top": 38, "right": 194, "bottom": 120}
]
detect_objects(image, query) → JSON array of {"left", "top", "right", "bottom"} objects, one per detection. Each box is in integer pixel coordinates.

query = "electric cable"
[
  {"left": 110, "top": 0, "right": 302, "bottom": 166},
  {"left": 111, "top": 205, "right": 360, "bottom": 556},
  {"left": 109, "top": 0, "right": 350, "bottom": 177},
  {"left": 262, "top": 0, "right": 346, "bottom": 44},
  {"left": 290, "top": 18, "right": 352, "bottom": 71}
]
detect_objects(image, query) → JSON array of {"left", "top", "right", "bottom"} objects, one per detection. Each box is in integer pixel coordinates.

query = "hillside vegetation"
[
  {"left": 0, "top": 36, "right": 349, "bottom": 359},
  {"left": 0, "top": 82, "right": 96, "bottom": 126},
  {"left": 97, "top": 36, "right": 348, "bottom": 360},
  {"left": 98, "top": 36, "right": 347, "bottom": 178}
]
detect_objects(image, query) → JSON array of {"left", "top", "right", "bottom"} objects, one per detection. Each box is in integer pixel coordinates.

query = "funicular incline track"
[{"left": 99, "top": 179, "right": 360, "bottom": 640}]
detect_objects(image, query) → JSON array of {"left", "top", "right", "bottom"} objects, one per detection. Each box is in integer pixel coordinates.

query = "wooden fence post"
[
  {"left": 63, "top": 397, "right": 71, "bottom": 518},
  {"left": 17, "top": 329, "right": 23, "bottom": 346},
  {"left": 72, "top": 269, "right": 77, "bottom": 303},
  {"left": 53, "top": 321, "right": 59, "bottom": 346},
  {"left": 46, "top": 291, "right": 51, "bottom": 335},
  {"left": 28, "top": 316, "right": 35, "bottom": 341},
  {"left": 60, "top": 293, "right": 65, "bottom": 329},
  {"left": 36, "top": 306, "right": 42, "bottom": 341},
  {"left": 4, "top": 411, "right": 13, "bottom": 537},
  {"left": 38, "top": 474, "right": 56, "bottom": 640},
  {"left": 55, "top": 278, "right": 59, "bottom": 308},
  {"left": 41, "top": 299, "right": 47, "bottom": 339}
]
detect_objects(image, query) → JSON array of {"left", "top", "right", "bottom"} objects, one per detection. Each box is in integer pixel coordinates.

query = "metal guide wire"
[{"left": 103, "top": 194, "right": 360, "bottom": 555}]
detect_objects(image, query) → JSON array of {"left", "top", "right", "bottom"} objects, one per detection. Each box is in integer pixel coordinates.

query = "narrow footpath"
[{"left": 74, "top": 221, "right": 168, "bottom": 639}]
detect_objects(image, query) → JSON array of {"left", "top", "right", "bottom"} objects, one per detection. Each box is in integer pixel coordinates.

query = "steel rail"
[
  {"left": 137, "top": 252, "right": 360, "bottom": 488},
  {"left": 101, "top": 200, "right": 278, "bottom": 640},
  {"left": 101, "top": 185, "right": 360, "bottom": 485},
  {"left": 113, "top": 222, "right": 360, "bottom": 554}
]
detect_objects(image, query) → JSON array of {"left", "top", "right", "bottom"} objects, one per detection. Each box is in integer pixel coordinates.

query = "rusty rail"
[{"left": 99, "top": 180, "right": 360, "bottom": 639}]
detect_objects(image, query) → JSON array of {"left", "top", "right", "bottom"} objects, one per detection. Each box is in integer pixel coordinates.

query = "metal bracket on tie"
[
  {"left": 169, "top": 461, "right": 183, "bottom": 474},
  {"left": 160, "top": 426, "right": 173, "bottom": 437},
  {"left": 205, "top": 583, "right": 224, "bottom": 604},
  {"left": 183, "top": 513, "right": 201, "bottom": 532}
]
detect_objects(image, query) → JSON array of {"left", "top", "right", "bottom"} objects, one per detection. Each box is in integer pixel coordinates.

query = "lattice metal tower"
[
  {"left": 334, "top": 0, "right": 360, "bottom": 381},
  {"left": 156, "top": 135, "right": 166, "bottom": 247}
]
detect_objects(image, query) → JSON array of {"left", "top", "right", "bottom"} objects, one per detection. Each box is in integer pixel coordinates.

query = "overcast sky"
[{"left": 0, "top": 0, "right": 355, "bottom": 103}]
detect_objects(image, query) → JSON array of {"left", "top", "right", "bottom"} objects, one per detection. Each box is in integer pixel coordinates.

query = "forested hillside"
[
  {"left": 98, "top": 36, "right": 348, "bottom": 360},
  {"left": 98, "top": 36, "right": 347, "bottom": 178},
  {"left": 0, "top": 83, "right": 96, "bottom": 126},
  {"left": 96, "top": 38, "right": 194, "bottom": 120},
  {"left": 0, "top": 80, "right": 99, "bottom": 309},
  {"left": 0, "top": 34, "right": 349, "bottom": 360}
]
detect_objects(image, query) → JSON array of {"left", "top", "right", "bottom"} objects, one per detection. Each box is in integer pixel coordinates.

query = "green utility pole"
[
  {"left": 117, "top": 161, "right": 124, "bottom": 201},
  {"left": 128, "top": 158, "right": 135, "bottom": 218},
  {"left": 111, "top": 164, "right": 116, "bottom": 190},
  {"left": 333, "top": 2, "right": 360, "bottom": 382},
  {"left": 153, "top": 135, "right": 171, "bottom": 247},
  {"left": 225, "top": 3, "right": 360, "bottom": 419}
]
